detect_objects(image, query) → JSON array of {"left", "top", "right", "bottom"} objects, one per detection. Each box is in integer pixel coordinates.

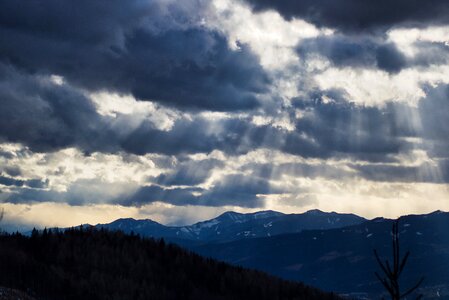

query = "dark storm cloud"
[
  {"left": 1, "top": 0, "right": 443, "bottom": 163},
  {"left": 418, "top": 84, "right": 449, "bottom": 159},
  {"left": 0, "top": 150, "right": 15, "bottom": 159},
  {"left": 0, "top": 64, "right": 245, "bottom": 156},
  {"left": 200, "top": 174, "right": 279, "bottom": 206},
  {"left": 1, "top": 59, "right": 441, "bottom": 166},
  {"left": 375, "top": 44, "right": 407, "bottom": 73},
  {"left": 5, "top": 84, "right": 449, "bottom": 208},
  {"left": 419, "top": 85, "right": 449, "bottom": 142},
  {"left": 297, "top": 35, "right": 438, "bottom": 73},
  {"left": 0, "top": 175, "right": 24, "bottom": 187},
  {"left": 0, "top": 0, "right": 269, "bottom": 111},
  {"left": 125, "top": 185, "right": 202, "bottom": 206},
  {"left": 243, "top": 146, "right": 449, "bottom": 185},
  {"left": 4, "top": 166, "right": 279, "bottom": 207},
  {"left": 118, "top": 117, "right": 245, "bottom": 156},
  {"left": 2, "top": 167, "right": 22, "bottom": 177},
  {"left": 243, "top": 162, "right": 353, "bottom": 181},
  {"left": 439, "top": 159, "right": 449, "bottom": 182},
  {"left": 244, "top": 0, "right": 449, "bottom": 32},
  {"left": 0, "top": 63, "right": 116, "bottom": 153},
  {"left": 411, "top": 42, "right": 449, "bottom": 68},
  {"left": 152, "top": 159, "right": 224, "bottom": 186},
  {"left": 0, "top": 175, "right": 48, "bottom": 189},
  {"left": 287, "top": 84, "right": 449, "bottom": 184},
  {"left": 5, "top": 188, "right": 63, "bottom": 204},
  {"left": 124, "top": 94, "right": 420, "bottom": 162},
  {"left": 118, "top": 114, "right": 268, "bottom": 156},
  {"left": 0, "top": 63, "right": 255, "bottom": 156},
  {"left": 25, "top": 179, "right": 49, "bottom": 189},
  {"left": 350, "top": 162, "right": 449, "bottom": 184},
  {"left": 125, "top": 174, "right": 280, "bottom": 207},
  {"left": 5, "top": 178, "right": 122, "bottom": 205},
  {"left": 288, "top": 94, "right": 417, "bottom": 161}
]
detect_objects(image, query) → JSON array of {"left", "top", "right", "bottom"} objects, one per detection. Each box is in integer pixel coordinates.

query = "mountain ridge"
[
  {"left": 191, "top": 210, "right": 449, "bottom": 299},
  {"left": 93, "top": 209, "right": 367, "bottom": 243}
]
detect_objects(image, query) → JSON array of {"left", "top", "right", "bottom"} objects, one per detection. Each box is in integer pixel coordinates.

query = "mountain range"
[
  {"left": 94, "top": 209, "right": 366, "bottom": 245},
  {"left": 90, "top": 209, "right": 449, "bottom": 299},
  {"left": 192, "top": 211, "right": 449, "bottom": 299}
]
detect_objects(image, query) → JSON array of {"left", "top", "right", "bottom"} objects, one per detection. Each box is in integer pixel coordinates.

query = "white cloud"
[
  {"left": 91, "top": 91, "right": 180, "bottom": 131},
  {"left": 388, "top": 26, "right": 449, "bottom": 56},
  {"left": 0, "top": 143, "right": 161, "bottom": 194},
  {"left": 207, "top": 0, "right": 325, "bottom": 70},
  {"left": 2, "top": 144, "right": 449, "bottom": 227},
  {"left": 2, "top": 4, "right": 449, "bottom": 229},
  {"left": 315, "top": 65, "right": 449, "bottom": 106}
]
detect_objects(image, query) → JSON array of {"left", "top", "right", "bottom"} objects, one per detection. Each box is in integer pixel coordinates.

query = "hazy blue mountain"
[
  {"left": 192, "top": 211, "right": 449, "bottom": 299},
  {"left": 95, "top": 209, "right": 366, "bottom": 244}
]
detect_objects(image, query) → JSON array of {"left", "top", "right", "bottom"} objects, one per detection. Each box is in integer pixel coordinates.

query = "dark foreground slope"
[
  {"left": 0, "top": 228, "right": 339, "bottom": 300},
  {"left": 193, "top": 211, "right": 449, "bottom": 299},
  {"left": 0, "top": 287, "right": 35, "bottom": 300}
]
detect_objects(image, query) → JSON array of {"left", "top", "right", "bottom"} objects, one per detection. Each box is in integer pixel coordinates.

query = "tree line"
[{"left": 0, "top": 227, "right": 339, "bottom": 300}]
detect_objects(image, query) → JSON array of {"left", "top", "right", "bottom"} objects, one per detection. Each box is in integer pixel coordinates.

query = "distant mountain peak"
[
  {"left": 252, "top": 210, "right": 284, "bottom": 218},
  {"left": 216, "top": 210, "right": 283, "bottom": 222},
  {"left": 219, "top": 211, "right": 242, "bottom": 217},
  {"left": 304, "top": 209, "right": 326, "bottom": 215},
  {"left": 113, "top": 217, "right": 161, "bottom": 224},
  {"left": 114, "top": 217, "right": 137, "bottom": 222}
]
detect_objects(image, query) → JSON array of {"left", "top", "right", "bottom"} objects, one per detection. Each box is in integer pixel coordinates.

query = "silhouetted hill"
[
  {"left": 0, "top": 287, "right": 35, "bottom": 300},
  {"left": 192, "top": 211, "right": 449, "bottom": 299},
  {"left": 95, "top": 209, "right": 366, "bottom": 244},
  {"left": 0, "top": 228, "right": 339, "bottom": 300}
]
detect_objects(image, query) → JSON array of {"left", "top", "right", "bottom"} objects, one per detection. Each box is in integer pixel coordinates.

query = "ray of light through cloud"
[{"left": 1, "top": 0, "right": 449, "bottom": 230}]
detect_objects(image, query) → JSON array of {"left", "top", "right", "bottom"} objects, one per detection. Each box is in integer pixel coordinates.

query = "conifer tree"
[
  {"left": 374, "top": 219, "right": 424, "bottom": 300},
  {"left": 0, "top": 207, "right": 4, "bottom": 232}
]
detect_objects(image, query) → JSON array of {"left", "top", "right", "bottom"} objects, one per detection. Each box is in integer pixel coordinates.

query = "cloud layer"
[
  {"left": 244, "top": 0, "right": 449, "bottom": 32},
  {"left": 1, "top": 0, "right": 449, "bottom": 229},
  {"left": 0, "top": 0, "right": 269, "bottom": 111}
]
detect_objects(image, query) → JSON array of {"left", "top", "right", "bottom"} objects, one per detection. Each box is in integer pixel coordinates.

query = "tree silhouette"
[
  {"left": 374, "top": 219, "right": 424, "bottom": 300},
  {"left": 0, "top": 207, "right": 4, "bottom": 231},
  {"left": 0, "top": 228, "right": 340, "bottom": 300}
]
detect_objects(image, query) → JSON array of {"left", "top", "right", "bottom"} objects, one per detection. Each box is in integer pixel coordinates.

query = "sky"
[{"left": 1, "top": 0, "right": 449, "bottom": 231}]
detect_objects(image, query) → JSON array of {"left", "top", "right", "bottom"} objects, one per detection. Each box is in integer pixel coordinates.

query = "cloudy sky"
[{"left": 1, "top": 0, "right": 449, "bottom": 230}]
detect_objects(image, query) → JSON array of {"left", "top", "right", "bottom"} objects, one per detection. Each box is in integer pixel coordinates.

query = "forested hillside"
[
  {"left": 193, "top": 211, "right": 449, "bottom": 298},
  {"left": 0, "top": 228, "right": 339, "bottom": 300}
]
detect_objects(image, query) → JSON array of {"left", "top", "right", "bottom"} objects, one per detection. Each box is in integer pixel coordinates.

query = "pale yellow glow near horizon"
[
  {"left": 2, "top": 143, "right": 449, "bottom": 229},
  {"left": 0, "top": 202, "right": 258, "bottom": 230},
  {"left": 265, "top": 179, "right": 449, "bottom": 219},
  {"left": 2, "top": 178, "right": 449, "bottom": 230}
]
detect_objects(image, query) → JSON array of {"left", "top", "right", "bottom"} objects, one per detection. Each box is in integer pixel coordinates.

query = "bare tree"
[
  {"left": 0, "top": 207, "right": 4, "bottom": 232},
  {"left": 374, "top": 219, "right": 424, "bottom": 300}
]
